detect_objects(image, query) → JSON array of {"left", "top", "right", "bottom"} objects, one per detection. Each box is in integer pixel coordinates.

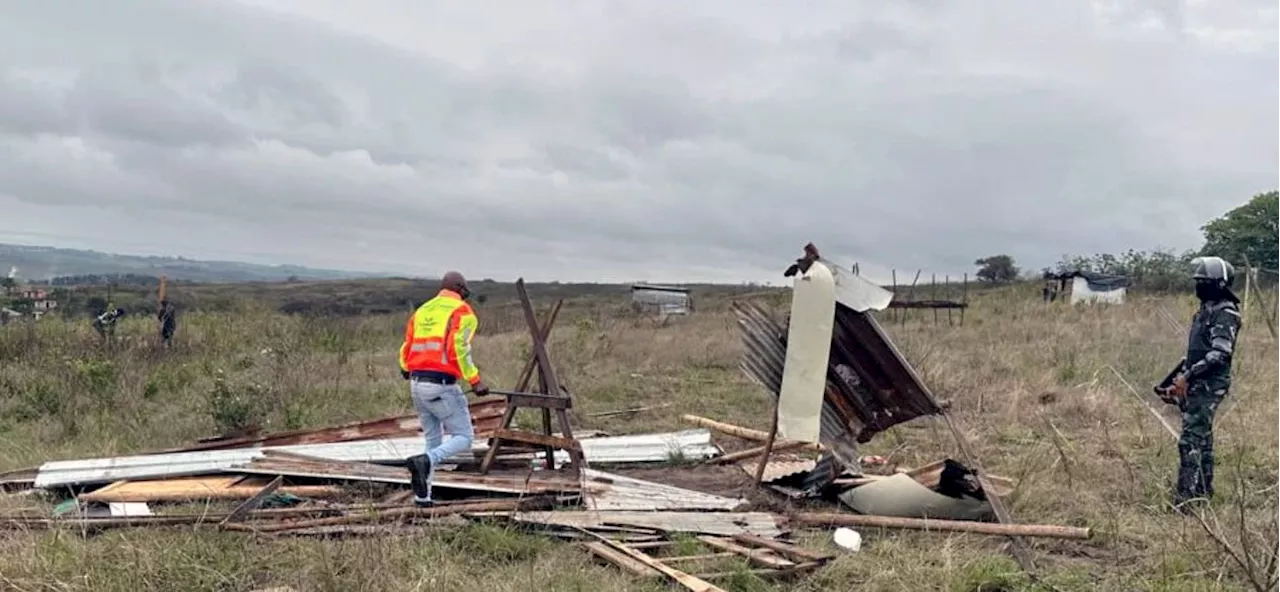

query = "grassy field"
[{"left": 0, "top": 280, "right": 1276, "bottom": 591}]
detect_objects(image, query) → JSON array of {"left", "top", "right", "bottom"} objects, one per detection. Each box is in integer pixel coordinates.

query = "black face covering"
[{"left": 1195, "top": 281, "right": 1221, "bottom": 302}]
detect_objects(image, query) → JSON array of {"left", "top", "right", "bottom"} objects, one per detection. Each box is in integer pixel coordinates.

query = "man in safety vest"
[{"left": 399, "top": 271, "right": 490, "bottom": 506}]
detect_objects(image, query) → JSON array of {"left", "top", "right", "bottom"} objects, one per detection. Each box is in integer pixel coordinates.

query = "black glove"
[{"left": 400, "top": 370, "right": 410, "bottom": 380}]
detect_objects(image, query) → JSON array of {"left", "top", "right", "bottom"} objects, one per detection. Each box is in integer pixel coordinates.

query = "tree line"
[{"left": 974, "top": 190, "right": 1278, "bottom": 291}]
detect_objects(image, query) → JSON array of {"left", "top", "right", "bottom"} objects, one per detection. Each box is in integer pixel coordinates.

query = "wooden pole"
[
  {"left": 680, "top": 415, "right": 824, "bottom": 452},
  {"left": 708, "top": 440, "right": 811, "bottom": 465},
  {"left": 960, "top": 273, "right": 968, "bottom": 326},
  {"left": 791, "top": 513, "right": 1091, "bottom": 540},
  {"left": 931, "top": 273, "right": 939, "bottom": 325},
  {"left": 946, "top": 274, "right": 953, "bottom": 326},
  {"left": 1249, "top": 269, "right": 1278, "bottom": 339},
  {"left": 891, "top": 269, "right": 898, "bottom": 322},
  {"left": 903, "top": 269, "right": 921, "bottom": 327},
  {"left": 753, "top": 398, "right": 781, "bottom": 484}
]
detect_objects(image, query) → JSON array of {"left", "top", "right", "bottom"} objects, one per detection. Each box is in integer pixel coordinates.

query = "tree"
[
  {"left": 1054, "top": 248, "right": 1197, "bottom": 292},
  {"left": 1200, "top": 190, "right": 1279, "bottom": 269},
  {"left": 0, "top": 276, "right": 14, "bottom": 296},
  {"left": 974, "top": 255, "right": 1019, "bottom": 283}
]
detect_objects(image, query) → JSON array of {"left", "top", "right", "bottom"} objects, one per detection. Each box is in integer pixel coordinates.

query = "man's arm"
[
  {"left": 398, "top": 313, "right": 415, "bottom": 374},
  {"left": 1185, "top": 305, "right": 1242, "bottom": 380},
  {"left": 453, "top": 308, "right": 481, "bottom": 387}
]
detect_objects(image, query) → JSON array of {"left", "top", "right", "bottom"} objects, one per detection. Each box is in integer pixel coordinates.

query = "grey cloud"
[
  {"left": 66, "top": 62, "right": 249, "bottom": 149},
  {"left": 0, "top": 0, "right": 1275, "bottom": 282}
]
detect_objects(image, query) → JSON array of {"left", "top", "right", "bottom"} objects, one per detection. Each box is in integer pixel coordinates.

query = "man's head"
[
  {"left": 441, "top": 270, "right": 470, "bottom": 300},
  {"left": 1191, "top": 256, "right": 1235, "bottom": 301}
]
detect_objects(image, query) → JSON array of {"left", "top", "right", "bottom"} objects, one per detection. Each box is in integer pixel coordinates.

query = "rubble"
[{"left": 0, "top": 259, "right": 1095, "bottom": 586}]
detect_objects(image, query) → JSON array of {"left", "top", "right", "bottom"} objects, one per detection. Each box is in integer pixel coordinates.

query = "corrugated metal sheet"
[
  {"left": 581, "top": 469, "right": 746, "bottom": 512},
  {"left": 165, "top": 398, "right": 508, "bottom": 453},
  {"left": 733, "top": 297, "right": 944, "bottom": 490},
  {"left": 821, "top": 259, "right": 894, "bottom": 313},
  {"left": 228, "top": 456, "right": 583, "bottom": 496},
  {"left": 736, "top": 456, "right": 817, "bottom": 484},
  {"left": 34, "top": 429, "right": 722, "bottom": 489},
  {"left": 631, "top": 284, "right": 692, "bottom": 309},
  {"left": 734, "top": 301, "right": 863, "bottom": 477},
  {"left": 544, "top": 429, "right": 719, "bottom": 465}
]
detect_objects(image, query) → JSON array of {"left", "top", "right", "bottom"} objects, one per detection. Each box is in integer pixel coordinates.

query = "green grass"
[{"left": 0, "top": 281, "right": 1276, "bottom": 591}]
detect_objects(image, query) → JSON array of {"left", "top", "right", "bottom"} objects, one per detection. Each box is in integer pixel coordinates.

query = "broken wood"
[
  {"left": 78, "top": 476, "right": 341, "bottom": 504},
  {"left": 679, "top": 415, "right": 824, "bottom": 452},
  {"left": 791, "top": 512, "right": 1091, "bottom": 539},
  {"left": 574, "top": 528, "right": 727, "bottom": 592},
  {"left": 583, "top": 541, "right": 658, "bottom": 578},
  {"left": 707, "top": 440, "right": 810, "bottom": 465},
  {"left": 587, "top": 403, "right": 673, "bottom": 418},
  {"left": 753, "top": 399, "right": 782, "bottom": 484},
  {"left": 698, "top": 535, "right": 796, "bottom": 569},
  {"left": 223, "top": 497, "right": 552, "bottom": 533},
  {"left": 219, "top": 476, "right": 284, "bottom": 526},
  {"left": 729, "top": 533, "right": 833, "bottom": 563}
]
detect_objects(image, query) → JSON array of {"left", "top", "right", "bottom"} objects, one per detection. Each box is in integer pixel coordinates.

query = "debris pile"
[{"left": 0, "top": 260, "right": 1094, "bottom": 588}]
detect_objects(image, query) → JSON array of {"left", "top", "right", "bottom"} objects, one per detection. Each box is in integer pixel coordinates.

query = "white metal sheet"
[
  {"left": 582, "top": 468, "right": 746, "bottom": 512},
  {"left": 35, "top": 429, "right": 722, "bottom": 489}
]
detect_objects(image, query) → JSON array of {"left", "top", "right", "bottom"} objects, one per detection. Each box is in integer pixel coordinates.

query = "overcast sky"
[{"left": 1, "top": 0, "right": 1275, "bottom": 284}]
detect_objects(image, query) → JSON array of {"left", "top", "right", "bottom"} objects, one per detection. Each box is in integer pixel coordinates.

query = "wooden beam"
[{"left": 791, "top": 512, "right": 1091, "bottom": 539}]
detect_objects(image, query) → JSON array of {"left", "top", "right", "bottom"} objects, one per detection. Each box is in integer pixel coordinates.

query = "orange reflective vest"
[{"left": 399, "top": 289, "right": 481, "bottom": 385}]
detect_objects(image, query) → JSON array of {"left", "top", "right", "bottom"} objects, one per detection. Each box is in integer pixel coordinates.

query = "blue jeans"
[{"left": 410, "top": 380, "right": 475, "bottom": 499}]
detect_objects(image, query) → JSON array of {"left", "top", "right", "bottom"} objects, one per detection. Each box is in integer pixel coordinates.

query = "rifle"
[{"left": 1153, "top": 358, "right": 1186, "bottom": 406}]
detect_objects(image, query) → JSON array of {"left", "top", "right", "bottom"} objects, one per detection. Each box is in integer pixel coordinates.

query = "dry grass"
[{"left": 0, "top": 282, "right": 1276, "bottom": 591}]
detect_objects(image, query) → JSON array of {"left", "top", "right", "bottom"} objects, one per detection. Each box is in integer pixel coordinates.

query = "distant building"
[
  {"left": 1044, "top": 271, "right": 1131, "bottom": 304},
  {"left": 630, "top": 284, "right": 693, "bottom": 319},
  {"left": 13, "top": 285, "right": 57, "bottom": 320}
]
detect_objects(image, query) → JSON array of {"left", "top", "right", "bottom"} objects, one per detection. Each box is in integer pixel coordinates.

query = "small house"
[
  {"left": 630, "top": 284, "right": 693, "bottom": 317},
  {"left": 1046, "top": 271, "right": 1131, "bottom": 304}
]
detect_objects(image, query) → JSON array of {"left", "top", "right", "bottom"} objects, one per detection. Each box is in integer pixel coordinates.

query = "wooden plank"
[
  {"left": 507, "top": 393, "right": 571, "bottom": 410},
  {"left": 697, "top": 536, "right": 797, "bottom": 569},
  {"left": 583, "top": 541, "right": 657, "bottom": 578},
  {"left": 78, "top": 476, "right": 341, "bottom": 503},
  {"left": 219, "top": 476, "right": 283, "bottom": 526},
  {"left": 656, "top": 552, "right": 737, "bottom": 564},
  {"left": 791, "top": 512, "right": 1091, "bottom": 539},
  {"left": 490, "top": 428, "right": 583, "bottom": 452},
  {"left": 707, "top": 440, "right": 809, "bottom": 465},
  {"left": 729, "top": 534, "right": 833, "bottom": 563},
  {"left": 575, "top": 529, "right": 726, "bottom": 592},
  {"left": 679, "top": 415, "right": 824, "bottom": 452}
]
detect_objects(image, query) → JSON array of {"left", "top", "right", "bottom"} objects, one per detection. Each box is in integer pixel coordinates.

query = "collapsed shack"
[
  {"left": 0, "top": 262, "right": 1092, "bottom": 589},
  {"left": 1044, "top": 270, "right": 1131, "bottom": 304},
  {"left": 732, "top": 243, "right": 1058, "bottom": 573}
]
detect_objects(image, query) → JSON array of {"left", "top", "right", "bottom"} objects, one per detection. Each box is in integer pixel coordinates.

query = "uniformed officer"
[{"left": 1165, "top": 256, "right": 1242, "bottom": 507}]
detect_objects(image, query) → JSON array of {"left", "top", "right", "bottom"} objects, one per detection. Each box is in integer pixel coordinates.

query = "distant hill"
[{"left": 0, "top": 243, "right": 389, "bottom": 284}]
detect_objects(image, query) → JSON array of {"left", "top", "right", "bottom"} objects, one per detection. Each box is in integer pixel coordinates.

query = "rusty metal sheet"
[
  {"left": 733, "top": 301, "right": 942, "bottom": 445},
  {"left": 733, "top": 270, "right": 944, "bottom": 490},
  {"left": 164, "top": 398, "right": 509, "bottom": 452},
  {"left": 735, "top": 456, "right": 817, "bottom": 484},
  {"left": 734, "top": 301, "right": 863, "bottom": 476}
]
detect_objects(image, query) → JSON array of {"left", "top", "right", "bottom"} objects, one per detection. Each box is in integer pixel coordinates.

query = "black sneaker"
[
  {"left": 406, "top": 454, "right": 433, "bottom": 501},
  {"left": 412, "top": 497, "right": 434, "bottom": 508}
]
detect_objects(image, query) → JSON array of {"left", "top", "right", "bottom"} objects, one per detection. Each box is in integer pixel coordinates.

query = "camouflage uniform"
[{"left": 1175, "top": 297, "right": 1240, "bottom": 503}]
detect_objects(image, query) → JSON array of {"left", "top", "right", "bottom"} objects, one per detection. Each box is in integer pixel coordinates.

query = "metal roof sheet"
[{"left": 34, "top": 429, "right": 722, "bottom": 489}]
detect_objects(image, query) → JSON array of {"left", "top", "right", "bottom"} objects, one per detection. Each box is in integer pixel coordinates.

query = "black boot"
[{"left": 406, "top": 454, "right": 433, "bottom": 505}]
